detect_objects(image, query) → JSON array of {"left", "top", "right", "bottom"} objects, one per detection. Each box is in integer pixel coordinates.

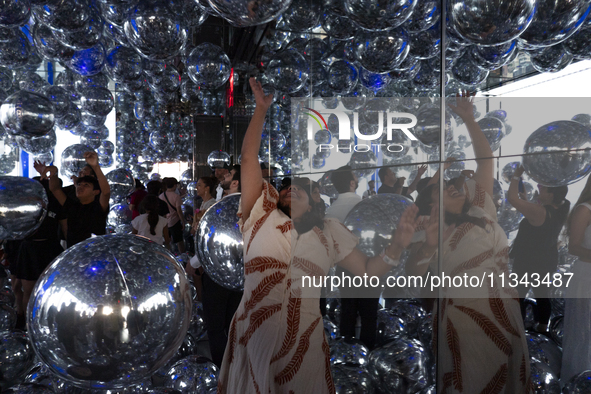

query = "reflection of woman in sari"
[
  {"left": 217, "top": 78, "right": 418, "bottom": 393},
  {"left": 407, "top": 94, "right": 531, "bottom": 393}
]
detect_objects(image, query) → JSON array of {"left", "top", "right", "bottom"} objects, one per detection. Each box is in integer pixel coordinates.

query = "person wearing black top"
[
  {"left": 145, "top": 180, "right": 170, "bottom": 217},
  {"left": 508, "top": 165, "right": 570, "bottom": 333},
  {"left": 46, "top": 151, "right": 111, "bottom": 248},
  {"left": 377, "top": 165, "right": 427, "bottom": 200},
  {"left": 12, "top": 177, "right": 65, "bottom": 327}
]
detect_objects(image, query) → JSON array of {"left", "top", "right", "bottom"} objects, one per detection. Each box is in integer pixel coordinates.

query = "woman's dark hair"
[
  {"left": 331, "top": 166, "right": 355, "bottom": 194},
  {"left": 415, "top": 182, "right": 487, "bottom": 228},
  {"left": 548, "top": 186, "right": 568, "bottom": 206},
  {"left": 163, "top": 177, "right": 179, "bottom": 189},
  {"left": 146, "top": 180, "right": 162, "bottom": 195},
  {"left": 291, "top": 178, "right": 324, "bottom": 234},
  {"left": 135, "top": 179, "right": 145, "bottom": 190},
  {"left": 199, "top": 176, "right": 218, "bottom": 195},
  {"left": 141, "top": 195, "right": 161, "bottom": 236}
]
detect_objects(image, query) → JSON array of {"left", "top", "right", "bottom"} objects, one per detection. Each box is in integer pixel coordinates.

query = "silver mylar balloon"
[
  {"left": 388, "top": 299, "right": 426, "bottom": 334},
  {"left": 564, "top": 26, "right": 591, "bottom": 59},
  {"left": 0, "top": 28, "right": 31, "bottom": 68},
  {"left": 321, "top": 13, "right": 356, "bottom": 41},
  {"left": 0, "top": 302, "right": 17, "bottom": 332},
  {"left": 529, "top": 44, "right": 574, "bottom": 73},
  {"left": 549, "top": 315, "right": 563, "bottom": 346},
  {"left": 327, "top": 60, "right": 358, "bottom": 95},
  {"left": 529, "top": 362, "right": 560, "bottom": 394},
  {"left": 60, "top": 144, "right": 93, "bottom": 178},
  {"left": 108, "top": 203, "right": 132, "bottom": 227},
  {"left": 478, "top": 116, "right": 505, "bottom": 152},
  {"left": 28, "top": 235, "right": 191, "bottom": 389},
  {"left": 344, "top": 0, "right": 416, "bottom": 31},
  {"left": 124, "top": 0, "right": 187, "bottom": 60},
  {"left": 343, "top": 193, "right": 414, "bottom": 257},
  {"left": 106, "top": 168, "right": 135, "bottom": 203},
  {"left": 403, "top": 0, "right": 440, "bottom": 33},
  {"left": 353, "top": 29, "right": 410, "bottom": 73},
  {"left": 349, "top": 150, "right": 378, "bottom": 179},
  {"left": 57, "top": 104, "right": 82, "bottom": 131},
  {"left": 0, "top": 176, "right": 47, "bottom": 240},
  {"left": 32, "top": 23, "right": 76, "bottom": 63},
  {"left": 501, "top": 161, "right": 522, "bottom": 183},
  {"left": 51, "top": 7, "right": 103, "bottom": 51},
  {"left": 449, "top": 0, "right": 536, "bottom": 46},
  {"left": 106, "top": 46, "right": 143, "bottom": 83},
  {"left": 376, "top": 308, "right": 407, "bottom": 345},
  {"left": 330, "top": 337, "right": 370, "bottom": 366},
  {"left": 67, "top": 44, "right": 106, "bottom": 77},
  {"left": 0, "top": 331, "right": 35, "bottom": 390},
  {"left": 187, "top": 300, "right": 206, "bottom": 340},
  {"left": 572, "top": 113, "right": 591, "bottom": 127},
  {"left": 0, "top": 90, "right": 55, "bottom": 138},
  {"left": 0, "top": 0, "right": 30, "bottom": 28},
  {"left": 331, "top": 364, "right": 374, "bottom": 394},
  {"left": 206, "top": 0, "right": 292, "bottom": 27},
  {"left": 207, "top": 150, "right": 231, "bottom": 168},
  {"left": 367, "top": 337, "right": 429, "bottom": 393},
  {"left": 165, "top": 355, "right": 218, "bottom": 393},
  {"left": 413, "top": 102, "right": 454, "bottom": 146},
  {"left": 522, "top": 120, "right": 591, "bottom": 186},
  {"left": 148, "top": 389, "right": 182, "bottom": 394},
  {"left": 324, "top": 317, "right": 340, "bottom": 342},
  {"left": 563, "top": 370, "right": 591, "bottom": 393},
  {"left": 186, "top": 43, "right": 231, "bottom": 90},
  {"left": 412, "top": 61, "right": 439, "bottom": 90},
  {"left": 282, "top": 0, "right": 321, "bottom": 31},
  {"left": 517, "top": 0, "right": 591, "bottom": 49},
  {"left": 527, "top": 331, "right": 562, "bottom": 376},
  {"left": 470, "top": 40, "right": 518, "bottom": 71},
  {"left": 40, "top": 86, "right": 70, "bottom": 119},
  {"left": 196, "top": 195, "right": 244, "bottom": 291},
  {"left": 6, "top": 384, "right": 54, "bottom": 393},
  {"left": 319, "top": 170, "right": 338, "bottom": 198},
  {"left": 15, "top": 129, "right": 56, "bottom": 155},
  {"left": 267, "top": 48, "right": 309, "bottom": 94},
  {"left": 451, "top": 51, "right": 490, "bottom": 86},
  {"left": 408, "top": 26, "right": 441, "bottom": 60},
  {"left": 498, "top": 197, "right": 522, "bottom": 234},
  {"left": 80, "top": 87, "right": 114, "bottom": 117}
]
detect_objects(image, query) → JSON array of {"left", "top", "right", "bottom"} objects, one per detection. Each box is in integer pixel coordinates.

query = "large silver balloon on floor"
[
  {"left": 0, "top": 176, "right": 48, "bottom": 240},
  {"left": 27, "top": 235, "right": 192, "bottom": 389},
  {"left": 522, "top": 120, "right": 591, "bottom": 186},
  {"left": 196, "top": 194, "right": 244, "bottom": 291}
]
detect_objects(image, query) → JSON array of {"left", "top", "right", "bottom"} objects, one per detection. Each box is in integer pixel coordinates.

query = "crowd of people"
[{"left": 2, "top": 78, "right": 591, "bottom": 392}]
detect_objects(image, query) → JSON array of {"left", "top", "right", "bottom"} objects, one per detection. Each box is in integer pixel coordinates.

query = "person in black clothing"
[
  {"left": 145, "top": 180, "right": 169, "bottom": 217},
  {"left": 12, "top": 177, "right": 65, "bottom": 327},
  {"left": 377, "top": 165, "right": 427, "bottom": 200},
  {"left": 186, "top": 167, "right": 243, "bottom": 367},
  {"left": 508, "top": 165, "right": 570, "bottom": 333},
  {"left": 46, "top": 151, "right": 111, "bottom": 248}
]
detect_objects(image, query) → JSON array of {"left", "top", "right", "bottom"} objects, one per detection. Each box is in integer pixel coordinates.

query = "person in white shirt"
[
  {"left": 132, "top": 195, "right": 170, "bottom": 248},
  {"left": 362, "top": 180, "right": 377, "bottom": 199},
  {"left": 325, "top": 165, "right": 361, "bottom": 222},
  {"left": 213, "top": 163, "right": 230, "bottom": 201}
]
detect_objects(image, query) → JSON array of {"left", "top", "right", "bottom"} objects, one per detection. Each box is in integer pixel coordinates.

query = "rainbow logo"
[{"left": 304, "top": 107, "right": 328, "bottom": 130}]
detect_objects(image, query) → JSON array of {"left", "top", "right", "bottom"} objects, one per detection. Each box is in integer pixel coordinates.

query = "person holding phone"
[{"left": 507, "top": 165, "right": 570, "bottom": 333}]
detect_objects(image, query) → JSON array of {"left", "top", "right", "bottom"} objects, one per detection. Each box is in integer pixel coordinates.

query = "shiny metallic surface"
[
  {"left": 0, "top": 302, "right": 17, "bottom": 332},
  {"left": 267, "top": 48, "right": 309, "bottom": 94},
  {"left": 344, "top": 0, "right": 416, "bottom": 31},
  {"left": 60, "top": 143, "right": 93, "bottom": 178},
  {"left": 0, "top": 90, "right": 55, "bottom": 138},
  {"left": 343, "top": 193, "right": 414, "bottom": 258},
  {"left": 478, "top": 116, "right": 505, "bottom": 152},
  {"left": 529, "top": 44, "right": 574, "bottom": 73},
  {"left": 123, "top": 1, "right": 188, "bottom": 61},
  {"left": 352, "top": 30, "right": 410, "bottom": 73},
  {"left": 165, "top": 355, "right": 219, "bottom": 393},
  {"left": 0, "top": 176, "right": 48, "bottom": 240},
  {"left": 206, "top": 0, "right": 292, "bottom": 27},
  {"left": 196, "top": 195, "right": 244, "bottom": 291},
  {"left": 0, "top": 331, "right": 35, "bottom": 391},
  {"left": 449, "top": 0, "right": 536, "bottom": 46},
  {"left": 563, "top": 370, "right": 591, "bottom": 393},
  {"left": 522, "top": 120, "right": 591, "bottom": 186},
  {"left": 517, "top": 0, "right": 591, "bottom": 49},
  {"left": 329, "top": 337, "right": 369, "bottom": 366},
  {"left": 106, "top": 168, "right": 135, "bottom": 203},
  {"left": 80, "top": 87, "right": 114, "bottom": 117},
  {"left": 27, "top": 235, "right": 192, "bottom": 389},
  {"left": 331, "top": 364, "right": 374, "bottom": 393},
  {"left": 15, "top": 129, "right": 57, "bottom": 155},
  {"left": 470, "top": 40, "right": 518, "bottom": 71},
  {"left": 367, "top": 337, "right": 429, "bottom": 393},
  {"left": 186, "top": 43, "right": 231, "bottom": 90},
  {"left": 108, "top": 203, "right": 133, "bottom": 227},
  {"left": 529, "top": 362, "right": 560, "bottom": 393}
]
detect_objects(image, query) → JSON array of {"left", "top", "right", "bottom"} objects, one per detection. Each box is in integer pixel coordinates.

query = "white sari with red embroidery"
[
  {"left": 428, "top": 179, "right": 532, "bottom": 393},
  {"left": 217, "top": 181, "right": 358, "bottom": 394}
]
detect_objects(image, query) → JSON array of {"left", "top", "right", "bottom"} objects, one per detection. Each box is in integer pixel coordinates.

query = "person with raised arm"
[
  {"left": 217, "top": 78, "right": 419, "bottom": 393},
  {"left": 46, "top": 151, "right": 111, "bottom": 248},
  {"left": 409, "top": 93, "right": 531, "bottom": 393}
]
